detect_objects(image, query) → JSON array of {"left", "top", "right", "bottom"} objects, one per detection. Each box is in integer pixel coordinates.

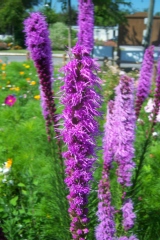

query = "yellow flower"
[
  {"left": 34, "top": 95, "right": 40, "bottom": 100},
  {"left": 19, "top": 71, "right": 25, "bottom": 75},
  {"left": 15, "top": 87, "right": 20, "bottom": 91},
  {"left": 25, "top": 65, "right": 30, "bottom": 68},
  {"left": 26, "top": 77, "right": 31, "bottom": 81},
  {"left": 2, "top": 63, "right": 6, "bottom": 67},
  {"left": 1, "top": 66, "right": 5, "bottom": 71},
  {"left": 30, "top": 81, "right": 36, "bottom": 85},
  {"left": 10, "top": 87, "right": 15, "bottom": 90},
  {"left": 5, "top": 159, "right": 12, "bottom": 168}
]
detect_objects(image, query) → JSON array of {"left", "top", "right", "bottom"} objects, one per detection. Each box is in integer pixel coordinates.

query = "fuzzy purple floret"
[
  {"left": 95, "top": 165, "right": 116, "bottom": 240},
  {"left": 152, "top": 59, "right": 160, "bottom": 122},
  {"left": 24, "top": 12, "right": 57, "bottom": 134},
  {"left": 118, "top": 236, "right": 138, "bottom": 240},
  {"left": 121, "top": 199, "right": 136, "bottom": 231},
  {"left": 135, "top": 45, "right": 154, "bottom": 118},
  {"left": 114, "top": 75, "right": 136, "bottom": 187},
  {"left": 78, "top": 0, "right": 94, "bottom": 53},
  {"left": 95, "top": 101, "right": 116, "bottom": 240},
  {"left": 61, "top": 44, "right": 102, "bottom": 239}
]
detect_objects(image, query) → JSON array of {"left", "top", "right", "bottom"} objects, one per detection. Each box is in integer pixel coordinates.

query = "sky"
[{"left": 51, "top": 0, "right": 160, "bottom": 14}]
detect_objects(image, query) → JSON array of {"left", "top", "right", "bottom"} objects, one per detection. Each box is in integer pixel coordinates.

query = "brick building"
[{"left": 118, "top": 12, "right": 160, "bottom": 46}]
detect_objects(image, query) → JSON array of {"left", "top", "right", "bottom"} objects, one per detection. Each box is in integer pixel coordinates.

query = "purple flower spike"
[
  {"left": 24, "top": 12, "right": 57, "bottom": 137},
  {"left": 95, "top": 165, "right": 116, "bottom": 240},
  {"left": 118, "top": 236, "right": 138, "bottom": 240},
  {"left": 114, "top": 75, "right": 136, "bottom": 187},
  {"left": 61, "top": 44, "right": 102, "bottom": 239},
  {"left": 135, "top": 45, "right": 154, "bottom": 118},
  {"left": 152, "top": 59, "right": 160, "bottom": 122},
  {"left": 78, "top": 0, "right": 94, "bottom": 53},
  {"left": 95, "top": 101, "right": 116, "bottom": 240},
  {"left": 121, "top": 199, "right": 136, "bottom": 231}
]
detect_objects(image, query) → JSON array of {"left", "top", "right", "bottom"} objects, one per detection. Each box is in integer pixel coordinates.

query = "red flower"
[{"left": 5, "top": 95, "right": 16, "bottom": 106}]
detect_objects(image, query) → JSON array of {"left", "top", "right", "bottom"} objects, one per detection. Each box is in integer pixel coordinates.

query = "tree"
[
  {"left": 58, "top": 0, "right": 131, "bottom": 26},
  {"left": 49, "top": 22, "right": 77, "bottom": 50},
  {"left": 40, "top": 6, "right": 58, "bottom": 24},
  {"left": 94, "top": 0, "right": 131, "bottom": 26},
  {"left": 0, "top": 0, "right": 43, "bottom": 45},
  {"left": 57, "top": 6, "right": 78, "bottom": 26},
  {"left": 155, "top": 12, "right": 160, "bottom": 16}
]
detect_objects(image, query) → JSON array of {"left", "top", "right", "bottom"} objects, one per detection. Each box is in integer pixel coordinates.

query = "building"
[
  {"left": 72, "top": 25, "right": 118, "bottom": 42},
  {"left": 118, "top": 12, "right": 160, "bottom": 46}
]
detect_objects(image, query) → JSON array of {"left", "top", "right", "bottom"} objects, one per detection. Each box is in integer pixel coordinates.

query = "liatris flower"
[
  {"left": 24, "top": 12, "right": 57, "bottom": 137},
  {"left": 96, "top": 101, "right": 116, "bottom": 240},
  {"left": 5, "top": 95, "right": 16, "bottom": 106},
  {"left": 96, "top": 165, "right": 116, "bottom": 240},
  {"left": 118, "top": 235, "right": 138, "bottom": 240},
  {"left": 78, "top": 0, "right": 94, "bottom": 53},
  {"left": 152, "top": 59, "right": 160, "bottom": 123},
  {"left": 135, "top": 45, "right": 154, "bottom": 118},
  {"left": 121, "top": 199, "right": 136, "bottom": 231},
  {"left": 61, "top": 44, "right": 102, "bottom": 239},
  {"left": 114, "top": 75, "right": 136, "bottom": 187}
]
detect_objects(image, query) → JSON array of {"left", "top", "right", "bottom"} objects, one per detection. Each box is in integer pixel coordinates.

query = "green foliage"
[
  {"left": 49, "top": 22, "right": 77, "bottom": 50},
  {"left": 0, "top": 57, "right": 160, "bottom": 239},
  {"left": 0, "top": 0, "right": 43, "bottom": 46},
  {"left": 94, "top": 0, "right": 131, "bottom": 26},
  {"left": 0, "top": 60, "right": 70, "bottom": 239},
  {"left": 39, "top": 7, "right": 58, "bottom": 24},
  {"left": 58, "top": 0, "right": 131, "bottom": 26}
]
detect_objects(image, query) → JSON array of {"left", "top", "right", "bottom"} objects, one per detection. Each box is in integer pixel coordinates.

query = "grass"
[{"left": 0, "top": 59, "right": 160, "bottom": 239}]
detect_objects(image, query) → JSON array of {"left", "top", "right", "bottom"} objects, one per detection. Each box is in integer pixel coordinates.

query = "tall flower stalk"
[
  {"left": 132, "top": 59, "right": 160, "bottom": 193},
  {"left": 135, "top": 46, "right": 154, "bottom": 118},
  {"left": 114, "top": 75, "right": 136, "bottom": 188},
  {"left": 24, "top": 12, "right": 58, "bottom": 139},
  {"left": 113, "top": 75, "right": 137, "bottom": 237},
  {"left": 78, "top": 0, "right": 94, "bottom": 53},
  {"left": 61, "top": 45, "right": 102, "bottom": 239},
  {"left": 96, "top": 101, "right": 116, "bottom": 240}
]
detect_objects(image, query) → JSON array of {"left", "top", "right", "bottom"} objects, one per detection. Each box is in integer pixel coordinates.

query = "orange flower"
[
  {"left": 5, "top": 159, "right": 12, "bottom": 168},
  {"left": 19, "top": 71, "right": 25, "bottom": 75},
  {"left": 26, "top": 77, "right": 31, "bottom": 81},
  {"left": 34, "top": 95, "right": 40, "bottom": 100}
]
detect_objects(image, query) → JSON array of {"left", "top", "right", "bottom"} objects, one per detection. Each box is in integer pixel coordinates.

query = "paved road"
[{"left": 0, "top": 53, "right": 67, "bottom": 66}]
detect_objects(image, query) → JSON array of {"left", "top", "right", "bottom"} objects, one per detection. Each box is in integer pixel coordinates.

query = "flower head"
[
  {"left": 5, "top": 95, "right": 17, "bottom": 106},
  {"left": 135, "top": 45, "right": 154, "bottom": 118},
  {"left": 121, "top": 199, "right": 136, "bottom": 231},
  {"left": 61, "top": 44, "right": 102, "bottom": 239},
  {"left": 24, "top": 12, "right": 58, "bottom": 138},
  {"left": 114, "top": 75, "right": 136, "bottom": 187},
  {"left": 95, "top": 101, "right": 116, "bottom": 240},
  {"left": 78, "top": 0, "right": 94, "bottom": 52}
]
